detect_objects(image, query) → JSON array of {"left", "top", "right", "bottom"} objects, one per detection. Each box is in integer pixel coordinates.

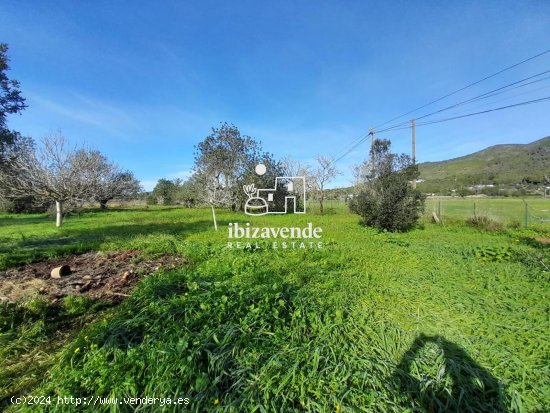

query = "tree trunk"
[
  {"left": 211, "top": 204, "right": 218, "bottom": 231},
  {"left": 99, "top": 200, "right": 108, "bottom": 210},
  {"left": 55, "top": 200, "right": 64, "bottom": 227},
  {"left": 319, "top": 195, "right": 324, "bottom": 215}
]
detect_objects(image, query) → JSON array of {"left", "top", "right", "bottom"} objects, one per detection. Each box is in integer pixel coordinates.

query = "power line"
[
  {"left": 377, "top": 69, "right": 550, "bottom": 133},
  {"left": 333, "top": 132, "right": 372, "bottom": 163},
  {"left": 380, "top": 96, "right": 550, "bottom": 131},
  {"left": 332, "top": 130, "right": 371, "bottom": 161},
  {"left": 333, "top": 95, "right": 550, "bottom": 163},
  {"left": 373, "top": 48, "right": 550, "bottom": 129},
  {"left": 332, "top": 48, "right": 550, "bottom": 163},
  {"left": 428, "top": 82, "right": 550, "bottom": 119},
  {"left": 416, "top": 96, "right": 550, "bottom": 126}
]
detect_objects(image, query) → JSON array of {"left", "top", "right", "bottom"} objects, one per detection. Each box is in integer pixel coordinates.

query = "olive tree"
[
  {"left": 0, "top": 43, "right": 26, "bottom": 161},
  {"left": 176, "top": 177, "right": 201, "bottom": 207},
  {"left": 152, "top": 179, "right": 178, "bottom": 205},
  {"left": 349, "top": 139, "right": 425, "bottom": 231},
  {"left": 193, "top": 122, "right": 278, "bottom": 229},
  {"left": 0, "top": 43, "right": 28, "bottom": 194}
]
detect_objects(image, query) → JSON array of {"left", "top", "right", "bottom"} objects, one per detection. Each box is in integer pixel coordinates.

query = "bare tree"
[
  {"left": 84, "top": 150, "right": 141, "bottom": 209},
  {"left": 281, "top": 157, "right": 315, "bottom": 210},
  {"left": 193, "top": 169, "right": 231, "bottom": 231},
  {"left": 0, "top": 133, "right": 100, "bottom": 226},
  {"left": 312, "top": 155, "right": 339, "bottom": 214},
  {"left": 281, "top": 157, "right": 311, "bottom": 177}
]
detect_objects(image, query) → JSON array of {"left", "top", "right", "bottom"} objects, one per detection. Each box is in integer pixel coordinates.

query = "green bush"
[
  {"left": 350, "top": 139, "right": 425, "bottom": 232},
  {"left": 350, "top": 172, "right": 425, "bottom": 231}
]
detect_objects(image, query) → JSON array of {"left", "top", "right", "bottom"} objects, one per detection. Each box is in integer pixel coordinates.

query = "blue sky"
[{"left": 1, "top": 1, "right": 549, "bottom": 189}]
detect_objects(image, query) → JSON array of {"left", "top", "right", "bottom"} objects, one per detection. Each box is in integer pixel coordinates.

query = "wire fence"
[
  {"left": 305, "top": 199, "right": 349, "bottom": 214},
  {"left": 305, "top": 197, "right": 550, "bottom": 227},
  {"left": 424, "top": 197, "right": 550, "bottom": 226}
]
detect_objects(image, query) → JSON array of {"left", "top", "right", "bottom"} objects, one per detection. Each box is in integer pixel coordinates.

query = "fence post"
[
  {"left": 438, "top": 201, "right": 442, "bottom": 223},
  {"left": 524, "top": 202, "right": 529, "bottom": 227},
  {"left": 473, "top": 201, "right": 476, "bottom": 218}
]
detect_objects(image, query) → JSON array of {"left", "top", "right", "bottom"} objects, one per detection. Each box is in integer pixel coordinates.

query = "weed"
[
  {"left": 472, "top": 245, "right": 513, "bottom": 262},
  {"left": 61, "top": 295, "right": 93, "bottom": 316},
  {"left": 466, "top": 215, "right": 504, "bottom": 232}
]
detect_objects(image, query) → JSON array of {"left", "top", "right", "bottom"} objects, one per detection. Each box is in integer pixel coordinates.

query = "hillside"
[{"left": 417, "top": 136, "right": 550, "bottom": 193}]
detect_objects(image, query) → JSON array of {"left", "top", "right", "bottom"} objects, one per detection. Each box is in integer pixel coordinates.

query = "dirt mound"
[{"left": 0, "top": 251, "right": 186, "bottom": 303}]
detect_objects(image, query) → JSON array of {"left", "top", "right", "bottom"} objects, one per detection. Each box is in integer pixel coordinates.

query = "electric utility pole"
[
  {"left": 412, "top": 119, "right": 416, "bottom": 188},
  {"left": 369, "top": 128, "right": 374, "bottom": 150}
]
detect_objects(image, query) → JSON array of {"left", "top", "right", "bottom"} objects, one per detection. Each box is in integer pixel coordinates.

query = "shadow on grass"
[
  {"left": 393, "top": 334, "right": 506, "bottom": 412},
  {"left": 0, "top": 206, "right": 203, "bottom": 226},
  {"left": 0, "top": 214, "right": 50, "bottom": 226},
  {"left": 82, "top": 206, "right": 195, "bottom": 213},
  {"left": 0, "top": 219, "right": 229, "bottom": 269},
  {"left": 0, "top": 298, "right": 115, "bottom": 408},
  {"left": 519, "top": 235, "right": 550, "bottom": 250}
]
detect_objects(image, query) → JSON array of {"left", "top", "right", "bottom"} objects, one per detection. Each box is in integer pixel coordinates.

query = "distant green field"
[
  {"left": 424, "top": 197, "right": 550, "bottom": 224},
  {"left": 308, "top": 197, "right": 550, "bottom": 225},
  {"left": 1, "top": 205, "right": 549, "bottom": 412}
]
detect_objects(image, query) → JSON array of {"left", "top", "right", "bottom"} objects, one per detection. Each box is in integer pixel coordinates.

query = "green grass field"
[
  {"left": 306, "top": 198, "right": 550, "bottom": 225},
  {"left": 1, "top": 203, "right": 549, "bottom": 412},
  {"left": 424, "top": 198, "right": 550, "bottom": 225}
]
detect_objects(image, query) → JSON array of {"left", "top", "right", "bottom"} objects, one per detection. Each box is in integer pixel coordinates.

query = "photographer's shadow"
[{"left": 393, "top": 334, "right": 506, "bottom": 412}]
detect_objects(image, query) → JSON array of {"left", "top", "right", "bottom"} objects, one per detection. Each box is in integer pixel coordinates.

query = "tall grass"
[{"left": 0, "top": 205, "right": 549, "bottom": 412}]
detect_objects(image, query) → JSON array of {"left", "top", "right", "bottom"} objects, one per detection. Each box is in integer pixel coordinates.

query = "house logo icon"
[{"left": 244, "top": 164, "right": 306, "bottom": 216}]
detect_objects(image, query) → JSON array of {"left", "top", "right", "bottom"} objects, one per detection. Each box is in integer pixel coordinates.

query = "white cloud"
[{"left": 29, "top": 92, "right": 139, "bottom": 139}]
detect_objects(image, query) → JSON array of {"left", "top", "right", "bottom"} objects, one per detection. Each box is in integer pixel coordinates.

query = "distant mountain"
[{"left": 417, "top": 136, "right": 550, "bottom": 193}]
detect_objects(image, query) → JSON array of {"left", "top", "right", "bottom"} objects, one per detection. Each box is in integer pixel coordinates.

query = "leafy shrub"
[
  {"left": 350, "top": 178, "right": 425, "bottom": 232},
  {"left": 350, "top": 139, "right": 425, "bottom": 232},
  {"left": 472, "top": 245, "right": 512, "bottom": 262},
  {"left": 466, "top": 215, "right": 503, "bottom": 232}
]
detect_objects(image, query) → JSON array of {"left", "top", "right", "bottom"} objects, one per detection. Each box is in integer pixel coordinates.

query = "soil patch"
[{"left": 0, "top": 251, "right": 186, "bottom": 303}]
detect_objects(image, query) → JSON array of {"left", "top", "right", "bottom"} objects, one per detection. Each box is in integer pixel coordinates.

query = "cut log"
[{"left": 51, "top": 265, "right": 71, "bottom": 279}]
